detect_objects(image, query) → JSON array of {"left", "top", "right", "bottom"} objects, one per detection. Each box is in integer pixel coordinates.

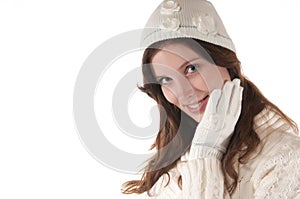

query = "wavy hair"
[{"left": 122, "top": 38, "right": 298, "bottom": 195}]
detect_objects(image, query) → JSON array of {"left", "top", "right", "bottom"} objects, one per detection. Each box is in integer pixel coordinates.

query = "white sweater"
[{"left": 145, "top": 108, "right": 300, "bottom": 198}]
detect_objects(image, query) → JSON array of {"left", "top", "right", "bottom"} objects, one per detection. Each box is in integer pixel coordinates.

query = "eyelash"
[
  {"left": 158, "top": 77, "right": 172, "bottom": 85},
  {"left": 157, "top": 64, "right": 200, "bottom": 85},
  {"left": 185, "top": 64, "right": 199, "bottom": 74}
]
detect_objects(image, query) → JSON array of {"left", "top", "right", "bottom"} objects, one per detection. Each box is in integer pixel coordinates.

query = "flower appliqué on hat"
[
  {"left": 160, "top": 17, "right": 180, "bottom": 31},
  {"left": 192, "top": 13, "right": 217, "bottom": 35},
  {"left": 160, "top": 0, "right": 180, "bottom": 15}
]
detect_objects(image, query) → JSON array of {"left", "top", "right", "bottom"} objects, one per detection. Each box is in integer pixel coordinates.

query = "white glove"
[{"left": 189, "top": 79, "right": 243, "bottom": 160}]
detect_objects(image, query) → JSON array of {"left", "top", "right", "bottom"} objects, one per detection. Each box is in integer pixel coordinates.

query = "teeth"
[
  {"left": 188, "top": 103, "right": 200, "bottom": 109},
  {"left": 185, "top": 96, "right": 208, "bottom": 109}
]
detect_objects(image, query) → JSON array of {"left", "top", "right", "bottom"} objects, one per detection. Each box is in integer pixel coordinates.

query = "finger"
[
  {"left": 232, "top": 78, "right": 243, "bottom": 103},
  {"left": 232, "top": 78, "right": 241, "bottom": 86},
  {"left": 205, "top": 89, "right": 222, "bottom": 115},
  {"left": 236, "top": 87, "right": 244, "bottom": 116},
  {"left": 229, "top": 80, "right": 243, "bottom": 116},
  {"left": 221, "top": 80, "right": 234, "bottom": 114}
]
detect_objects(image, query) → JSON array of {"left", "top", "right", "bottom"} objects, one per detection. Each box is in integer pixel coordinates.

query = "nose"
[
  {"left": 170, "top": 77, "right": 198, "bottom": 105},
  {"left": 177, "top": 88, "right": 198, "bottom": 105}
]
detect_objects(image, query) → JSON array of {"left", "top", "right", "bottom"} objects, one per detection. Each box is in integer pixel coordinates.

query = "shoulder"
[
  {"left": 249, "top": 108, "right": 300, "bottom": 197},
  {"left": 253, "top": 106, "right": 300, "bottom": 169},
  {"left": 250, "top": 133, "right": 300, "bottom": 198},
  {"left": 248, "top": 107, "right": 300, "bottom": 184},
  {"left": 253, "top": 106, "right": 299, "bottom": 157},
  {"left": 259, "top": 125, "right": 300, "bottom": 157},
  {"left": 256, "top": 130, "right": 300, "bottom": 169}
]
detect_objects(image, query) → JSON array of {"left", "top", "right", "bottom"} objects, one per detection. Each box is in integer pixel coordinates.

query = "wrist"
[{"left": 188, "top": 145, "right": 224, "bottom": 160}]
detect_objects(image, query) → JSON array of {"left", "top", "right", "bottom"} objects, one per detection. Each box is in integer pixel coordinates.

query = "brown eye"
[{"left": 185, "top": 64, "right": 199, "bottom": 74}]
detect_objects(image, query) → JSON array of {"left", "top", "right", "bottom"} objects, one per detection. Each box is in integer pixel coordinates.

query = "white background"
[{"left": 1, "top": 0, "right": 299, "bottom": 198}]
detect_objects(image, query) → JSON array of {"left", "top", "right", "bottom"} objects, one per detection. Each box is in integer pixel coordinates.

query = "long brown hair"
[{"left": 122, "top": 38, "right": 298, "bottom": 195}]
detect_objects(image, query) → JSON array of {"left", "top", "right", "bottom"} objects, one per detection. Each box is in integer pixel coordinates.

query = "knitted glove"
[{"left": 189, "top": 79, "right": 243, "bottom": 160}]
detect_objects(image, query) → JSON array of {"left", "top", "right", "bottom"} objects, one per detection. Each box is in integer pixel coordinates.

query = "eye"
[
  {"left": 185, "top": 64, "right": 199, "bottom": 74},
  {"left": 158, "top": 77, "right": 172, "bottom": 85}
]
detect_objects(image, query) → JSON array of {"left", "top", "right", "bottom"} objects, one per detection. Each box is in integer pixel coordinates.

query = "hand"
[{"left": 189, "top": 79, "right": 243, "bottom": 160}]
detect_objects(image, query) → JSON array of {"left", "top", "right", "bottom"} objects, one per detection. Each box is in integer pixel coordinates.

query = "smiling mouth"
[{"left": 185, "top": 95, "right": 209, "bottom": 113}]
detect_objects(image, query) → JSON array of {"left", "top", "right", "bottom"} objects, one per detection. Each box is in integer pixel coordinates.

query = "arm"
[
  {"left": 177, "top": 157, "right": 231, "bottom": 198},
  {"left": 145, "top": 157, "right": 231, "bottom": 199},
  {"left": 176, "top": 79, "right": 242, "bottom": 198},
  {"left": 146, "top": 79, "right": 243, "bottom": 198}
]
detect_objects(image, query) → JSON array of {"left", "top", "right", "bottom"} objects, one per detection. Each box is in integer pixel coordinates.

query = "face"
[{"left": 151, "top": 42, "right": 231, "bottom": 122}]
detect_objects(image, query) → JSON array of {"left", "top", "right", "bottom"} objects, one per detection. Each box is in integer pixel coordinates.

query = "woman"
[{"left": 122, "top": 0, "right": 300, "bottom": 198}]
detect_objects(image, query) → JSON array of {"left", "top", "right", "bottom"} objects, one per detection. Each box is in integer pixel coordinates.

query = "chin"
[
  {"left": 195, "top": 115, "right": 203, "bottom": 123},
  {"left": 187, "top": 112, "right": 203, "bottom": 123},
  {"left": 178, "top": 107, "right": 204, "bottom": 123}
]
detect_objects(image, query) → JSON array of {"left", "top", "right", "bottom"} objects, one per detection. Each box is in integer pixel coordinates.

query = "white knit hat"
[{"left": 141, "top": 0, "right": 236, "bottom": 53}]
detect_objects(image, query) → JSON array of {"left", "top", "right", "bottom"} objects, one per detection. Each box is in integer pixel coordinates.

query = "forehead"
[
  {"left": 151, "top": 43, "right": 201, "bottom": 67},
  {"left": 151, "top": 42, "right": 213, "bottom": 75}
]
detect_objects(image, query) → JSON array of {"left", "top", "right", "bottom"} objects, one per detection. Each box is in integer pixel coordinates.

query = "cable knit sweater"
[{"left": 145, "top": 108, "right": 300, "bottom": 198}]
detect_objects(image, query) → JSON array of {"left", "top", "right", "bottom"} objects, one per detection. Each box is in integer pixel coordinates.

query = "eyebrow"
[
  {"left": 176, "top": 57, "right": 200, "bottom": 70},
  {"left": 154, "top": 57, "right": 201, "bottom": 81}
]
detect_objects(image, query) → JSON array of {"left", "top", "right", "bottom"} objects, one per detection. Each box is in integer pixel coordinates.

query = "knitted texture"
[
  {"left": 145, "top": 108, "right": 300, "bottom": 198},
  {"left": 141, "top": 0, "right": 236, "bottom": 52}
]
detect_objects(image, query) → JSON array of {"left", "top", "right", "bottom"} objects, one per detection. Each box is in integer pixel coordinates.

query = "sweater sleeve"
[
  {"left": 252, "top": 143, "right": 300, "bottom": 198},
  {"left": 145, "top": 157, "right": 230, "bottom": 199},
  {"left": 177, "top": 158, "right": 231, "bottom": 199}
]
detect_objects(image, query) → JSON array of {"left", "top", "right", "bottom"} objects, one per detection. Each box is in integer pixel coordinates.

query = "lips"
[{"left": 185, "top": 95, "right": 209, "bottom": 114}]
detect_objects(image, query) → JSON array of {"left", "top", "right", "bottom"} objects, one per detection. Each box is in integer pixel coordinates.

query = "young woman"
[{"left": 122, "top": 0, "right": 300, "bottom": 198}]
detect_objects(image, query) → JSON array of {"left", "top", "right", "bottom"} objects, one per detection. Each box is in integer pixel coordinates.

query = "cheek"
[
  {"left": 189, "top": 75, "right": 208, "bottom": 91},
  {"left": 218, "top": 67, "right": 231, "bottom": 82},
  {"left": 193, "top": 65, "right": 231, "bottom": 91},
  {"left": 161, "top": 86, "right": 178, "bottom": 105},
  {"left": 196, "top": 65, "right": 223, "bottom": 91}
]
